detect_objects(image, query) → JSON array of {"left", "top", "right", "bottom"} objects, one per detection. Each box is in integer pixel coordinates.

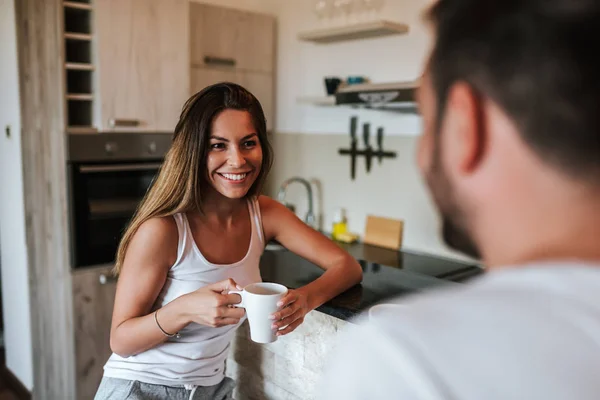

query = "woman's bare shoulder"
[
  {"left": 124, "top": 215, "right": 179, "bottom": 270},
  {"left": 257, "top": 195, "right": 286, "bottom": 216}
]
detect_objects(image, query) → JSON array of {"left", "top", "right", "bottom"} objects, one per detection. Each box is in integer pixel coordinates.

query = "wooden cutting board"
[{"left": 363, "top": 215, "right": 404, "bottom": 250}]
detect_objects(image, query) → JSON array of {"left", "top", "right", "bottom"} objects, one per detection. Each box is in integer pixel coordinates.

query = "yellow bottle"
[{"left": 332, "top": 208, "right": 347, "bottom": 240}]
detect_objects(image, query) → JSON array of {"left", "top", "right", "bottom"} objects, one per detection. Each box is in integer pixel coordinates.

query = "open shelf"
[
  {"left": 64, "top": 6, "right": 91, "bottom": 33},
  {"left": 65, "top": 38, "right": 92, "bottom": 64},
  {"left": 63, "top": 0, "right": 95, "bottom": 133},
  {"left": 66, "top": 94, "right": 93, "bottom": 101},
  {"left": 65, "top": 62, "right": 94, "bottom": 71},
  {"left": 65, "top": 32, "right": 92, "bottom": 41},
  {"left": 64, "top": 1, "right": 92, "bottom": 10},
  {"left": 66, "top": 69, "right": 92, "bottom": 93},
  {"left": 298, "top": 20, "right": 409, "bottom": 44},
  {"left": 67, "top": 100, "right": 93, "bottom": 127}
]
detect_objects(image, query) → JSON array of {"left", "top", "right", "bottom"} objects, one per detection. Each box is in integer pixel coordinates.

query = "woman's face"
[{"left": 206, "top": 109, "right": 263, "bottom": 199}]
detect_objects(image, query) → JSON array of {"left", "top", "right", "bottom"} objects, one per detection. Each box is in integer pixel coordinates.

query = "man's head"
[{"left": 417, "top": 0, "right": 600, "bottom": 263}]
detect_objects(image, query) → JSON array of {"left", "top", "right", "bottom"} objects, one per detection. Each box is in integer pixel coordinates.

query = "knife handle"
[
  {"left": 350, "top": 116, "right": 357, "bottom": 141},
  {"left": 362, "top": 123, "right": 370, "bottom": 147}
]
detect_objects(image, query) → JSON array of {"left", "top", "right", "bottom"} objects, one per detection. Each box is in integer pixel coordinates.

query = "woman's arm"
[
  {"left": 109, "top": 217, "right": 244, "bottom": 357},
  {"left": 259, "top": 196, "right": 362, "bottom": 334}
]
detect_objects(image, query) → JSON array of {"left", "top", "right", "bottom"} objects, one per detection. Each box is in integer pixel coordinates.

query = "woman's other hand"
[
  {"left": 178, "top": 278, "right": 246, "bottom": 328},
  {"left": 270, "top": 289, "right": 310, "bottom": 336}
]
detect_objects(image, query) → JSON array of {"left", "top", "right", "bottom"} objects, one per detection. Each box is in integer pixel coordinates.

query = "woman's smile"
[{"left": 217, "top": 171, "right": 252, "bottom": 184}]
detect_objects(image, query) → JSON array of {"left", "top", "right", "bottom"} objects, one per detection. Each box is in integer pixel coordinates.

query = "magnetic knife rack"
[{"left": 338, "top": 116, "right": 397, "bottom": 180}]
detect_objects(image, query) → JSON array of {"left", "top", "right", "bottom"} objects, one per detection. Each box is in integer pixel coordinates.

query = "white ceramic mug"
[{"left": 230, "top": 282, "right": 288, "bottom": 343}]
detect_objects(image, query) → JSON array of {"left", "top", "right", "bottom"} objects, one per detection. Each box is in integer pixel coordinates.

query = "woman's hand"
[
  {"left": 270, "top": 289, "right": 310, "bottom": 336},
  {"left": 177, "top": 279, "right": 246, "bottom": 328}
]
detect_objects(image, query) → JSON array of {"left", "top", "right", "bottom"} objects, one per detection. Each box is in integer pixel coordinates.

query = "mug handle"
[{"left": 229, "top": 290, "right": 246, "bottom": 308}]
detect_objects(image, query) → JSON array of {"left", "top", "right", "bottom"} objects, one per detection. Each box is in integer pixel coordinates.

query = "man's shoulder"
[
  {"left": 367, "top": 263, "right": 600, "bottom": 335},
  {"left": 319, "top": 264, "right": 600, "bottom": 400}
]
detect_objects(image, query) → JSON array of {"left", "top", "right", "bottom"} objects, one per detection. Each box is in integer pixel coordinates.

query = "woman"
[{"left": 95, "top": 82, "right": 362, "bottom": 400}]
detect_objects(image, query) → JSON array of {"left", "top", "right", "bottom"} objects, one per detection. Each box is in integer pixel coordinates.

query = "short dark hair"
[{"left": 427, "top": 0, "right": 600, "bottom": 184}]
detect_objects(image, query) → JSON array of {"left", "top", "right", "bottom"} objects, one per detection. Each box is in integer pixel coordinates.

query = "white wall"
[
  {"left": 262, "top": 1, "right": 472, "bottom": 261},
  {"left": 274, "top": 0, "right": 432, "bottom": 136},
  {"left": 0, "top": 0, "right": 34, "bottom": 390}
]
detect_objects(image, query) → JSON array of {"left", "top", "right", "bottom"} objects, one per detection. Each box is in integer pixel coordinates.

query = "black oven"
[{"left": 67, "top": 133, "right": 172, "bottom": 268}]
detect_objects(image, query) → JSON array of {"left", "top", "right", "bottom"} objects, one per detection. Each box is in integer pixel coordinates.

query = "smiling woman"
[
  {"left": 208, "top": 110, "right": 263, "bottom": 199},
  {"left": 94, "top": 82, "right": 362, "bottom": 400}
]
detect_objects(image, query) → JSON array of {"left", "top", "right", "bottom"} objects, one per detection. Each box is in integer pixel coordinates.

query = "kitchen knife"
[
  {"left": 363, "top": 123, "right": 372, "bottom": 173},
  {"left": 350, "top": 116, "right": 357, "bottom": 180},
  {"left": 377, "top": 127, "right": 384, "bottom": 164}
]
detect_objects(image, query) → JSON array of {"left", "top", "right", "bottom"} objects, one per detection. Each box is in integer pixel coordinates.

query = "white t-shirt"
[{"left": 318, "top": 261, "right": 600, "bottom": 400}]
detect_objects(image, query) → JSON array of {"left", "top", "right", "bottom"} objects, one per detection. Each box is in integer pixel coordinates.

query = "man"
[{"left": 319, "top": 0, "right": 600, "bottom": 399}]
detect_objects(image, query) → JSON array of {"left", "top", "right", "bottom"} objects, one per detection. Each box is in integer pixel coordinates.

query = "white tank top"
[{"left": 103, "top": 197, "right": 264, "bottom": 387}]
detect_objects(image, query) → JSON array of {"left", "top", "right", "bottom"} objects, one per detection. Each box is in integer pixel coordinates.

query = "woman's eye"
[
  {"left": 244, "top": 140, "right": 257, "bottom": 148},
  {"left": 210, "top": 143, "right": 225, "bottom": 150}
]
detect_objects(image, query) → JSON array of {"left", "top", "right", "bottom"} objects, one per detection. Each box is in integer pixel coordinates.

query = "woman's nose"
[{"left": 227, "top": 147, "right": 245, "bottom": 168}]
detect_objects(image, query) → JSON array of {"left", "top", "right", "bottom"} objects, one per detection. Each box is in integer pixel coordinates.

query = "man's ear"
[{"left": 441, "top": 82, "right": 486, "bottom": 177}]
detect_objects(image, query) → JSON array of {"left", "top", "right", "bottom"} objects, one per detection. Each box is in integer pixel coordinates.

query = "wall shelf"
[{"left": 298, "top": 20, "right": 408, "bottom": 44}]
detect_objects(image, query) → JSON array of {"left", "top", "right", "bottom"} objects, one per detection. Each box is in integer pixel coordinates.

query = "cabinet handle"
[
  {"left": 99, "top": 274, "right": 117, "bottom": 285},
  {"left": 109, "top": 118, "right": 141, "bottom": 128},
  {"left": 204, "top": 56, "right": 236, "bottom": 67}
]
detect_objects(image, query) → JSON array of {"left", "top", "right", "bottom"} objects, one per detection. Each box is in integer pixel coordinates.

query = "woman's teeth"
[{"left": 221, "top": 173, "right": 247, "bottom": 181}]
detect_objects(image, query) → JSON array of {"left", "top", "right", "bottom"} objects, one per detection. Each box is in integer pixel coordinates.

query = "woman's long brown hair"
[{"left": 113, "top": 82, "right": 273, "bottom": 275}]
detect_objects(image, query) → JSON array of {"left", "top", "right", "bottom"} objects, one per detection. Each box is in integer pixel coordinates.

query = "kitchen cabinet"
[
  {"left": 72, "top": 266, "right": 117, "bottom": 400},
  {"left": 190, "top": 3, "right": 276, "bottom": 74},
  {"left": 189, "top": 3, "right": 276, "bottom": 130},
  {"left": 190, "top": 68, "right": 274, "bottom": 130},
  {"left": 95, "top": 0, "right": 190, "bottom": 132}
]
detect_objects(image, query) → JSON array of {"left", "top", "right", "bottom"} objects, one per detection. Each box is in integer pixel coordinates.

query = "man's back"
[{"left": 320, "top": 262, "right": 600, "bottom": 400}]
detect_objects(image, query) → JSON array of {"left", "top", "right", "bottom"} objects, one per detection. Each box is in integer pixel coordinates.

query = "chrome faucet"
[{"left": 277, "top": 177, "right": 316, "bottom": 228}]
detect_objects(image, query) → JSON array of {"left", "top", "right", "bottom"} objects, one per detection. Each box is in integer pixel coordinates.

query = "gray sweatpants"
[{"left": 94, "top": 376, "right": 236, "bottom": 400}]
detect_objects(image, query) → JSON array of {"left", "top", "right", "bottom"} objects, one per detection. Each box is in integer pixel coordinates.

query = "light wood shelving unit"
[
  {"left": 63, "top": 0, "right": 95, "bottom": 131},
  {"left": 298, "top": 20, "right": 409, "bottom": 44}
]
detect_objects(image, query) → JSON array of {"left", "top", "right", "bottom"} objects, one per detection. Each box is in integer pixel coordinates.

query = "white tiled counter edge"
[{"left": 226, "top": 310, "right": 348, "bottom": 400}]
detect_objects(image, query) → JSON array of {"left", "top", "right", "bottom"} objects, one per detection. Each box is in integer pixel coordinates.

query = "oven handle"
[{"left": 78, "top": 163, "right": 163, "bottom": 173}]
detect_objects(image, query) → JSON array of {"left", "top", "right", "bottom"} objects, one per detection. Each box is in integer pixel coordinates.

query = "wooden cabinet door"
[
  {"left": 96, "top": 0, "right": 190, "bottom": 132},
  {"left": 190, "top": 3, "right": 275, "bottom": 74},
  {"left": 190, "top": 68, "right": 274, "bottom": 131},
  {"left": 72, "top": 266, "right": 117, "bottom": 400},
  {"left": 238, "top": 71, "right": 274, "bottom": 130},
  {"left": 238, "top": 12, "right": 276, "bottom": 74}
]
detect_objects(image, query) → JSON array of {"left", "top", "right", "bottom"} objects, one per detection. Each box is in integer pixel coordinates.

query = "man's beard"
[
  {"left": 440, "top": 214, "right": 480, "bottom": 259},
  {"left": 426, "top": 145, "right": 481, "bottom": 259}
]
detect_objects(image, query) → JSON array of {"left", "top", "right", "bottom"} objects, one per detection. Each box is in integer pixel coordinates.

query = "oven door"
[{"left": 69, "top": 161, "right": 161, "bottom": 268}]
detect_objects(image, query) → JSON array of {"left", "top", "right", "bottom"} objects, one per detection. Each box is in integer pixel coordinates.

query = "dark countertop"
[{"left": 259, "top": 241, "right": 484, "bottom": 321}]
